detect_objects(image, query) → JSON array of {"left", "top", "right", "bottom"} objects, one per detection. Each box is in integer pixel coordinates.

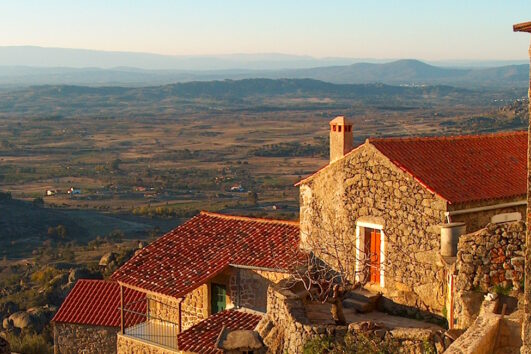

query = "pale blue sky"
[{"left": 1, "top": 0, "right": 530, "bottom": 60}]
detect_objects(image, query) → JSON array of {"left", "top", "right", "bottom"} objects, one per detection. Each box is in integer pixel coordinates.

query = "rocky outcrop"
[
  {"left": 99, "top": 252, "right": 117, "bottom": 267},
  {"left": 5, "top": 305, "right": 57, "bottom": 332},
  {"left": 0, "top": 302, "right": 18, "bottom": 320},
  {"left": 217, "top": 329, "right": 264, "bottom": 352},
  {"left": 68, "top": 267, "right": 99, "bottom": 283},
  {"left": 0, "top": 337, "right": 9, "bottom": 354}
]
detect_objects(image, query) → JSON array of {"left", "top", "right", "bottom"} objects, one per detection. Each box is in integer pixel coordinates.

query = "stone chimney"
[{"left": 329, "top": 116, "right": 353, "bottom": 163}]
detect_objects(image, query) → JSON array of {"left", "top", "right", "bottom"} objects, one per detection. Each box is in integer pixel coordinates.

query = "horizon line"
[{"left": 0, "top": 45, "right": 529, "bottom": 63}]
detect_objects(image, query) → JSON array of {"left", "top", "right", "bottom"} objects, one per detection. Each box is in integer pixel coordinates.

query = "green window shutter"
[{"left": 211, "top": 284, "right": 226, "bottom": 314}]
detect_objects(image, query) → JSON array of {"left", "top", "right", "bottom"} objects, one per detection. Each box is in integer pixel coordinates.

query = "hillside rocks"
[
  {"left": 3, "top": 305, "right": 57, "bottom": 332},
  {"left": 0, "top": 265, "right": 100, "bottom": 338},
  {"left": 7, "top": 311, "right": 32, "bottom": 330},
  {"left": 68, "top": 267, "right": 97, "bottom": 283},
  {"left": 0, "top": 337, "right": 9, "bottom": 354},
  {"left": 0, "top": 302, "right": 18, "bottom": 320},
  {"left": 99, "top": 252, "right": 116, "bottom": 267}
]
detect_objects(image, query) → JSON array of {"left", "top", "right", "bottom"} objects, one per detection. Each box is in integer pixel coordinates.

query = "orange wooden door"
[{"left": 369, "top": 229, "right": 381, "bottom": 284}]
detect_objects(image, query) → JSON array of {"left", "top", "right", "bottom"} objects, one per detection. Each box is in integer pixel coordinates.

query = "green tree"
[
  {"left": 110, "top": 158, "right": 122, "bottom": 171},
  {"left": 0, "top": 191, "right": 12, "bottom": 200},
  {"left": 55, "top": 225, "right": 67, "bottom": 239},
  {"left": 47, "top": 225, "right": 68, "bottom": 239}
]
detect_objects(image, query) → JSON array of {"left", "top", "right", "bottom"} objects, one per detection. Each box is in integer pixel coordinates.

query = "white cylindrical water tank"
[{"left": 440, "top": 222, "right": 466, "bottom": 257}]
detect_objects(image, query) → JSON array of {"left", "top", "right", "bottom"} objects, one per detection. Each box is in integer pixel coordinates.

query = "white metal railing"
[{"left": 124, "top": 318, "right": 179, "bottom": 349}]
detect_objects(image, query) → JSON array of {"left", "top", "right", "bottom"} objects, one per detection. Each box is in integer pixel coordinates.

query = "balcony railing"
[
  {"left": 124, "top": 318, "right": 179, "bottom": 349},
  {"left": 121, "top": 297, "right": 180, "bottom": 350}
]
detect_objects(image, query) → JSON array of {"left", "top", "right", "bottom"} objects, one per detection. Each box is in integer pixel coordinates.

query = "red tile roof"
[
  {"left": 297, "top": 131, "right": 527, "bottom": 204},
  {"left": 371, "top": 131, "right": 527, "bottom": 203},
  {"left": 52, "top": 279, "right": 146, "bottom": 327},
  {"left": 111, "top": 211, "right": 300, "bottom": 298},
  {"left": 177, "top": 309, "right": 262, "bottom": 354}
]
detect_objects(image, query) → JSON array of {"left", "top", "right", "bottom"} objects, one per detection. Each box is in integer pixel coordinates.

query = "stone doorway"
[
  {"left": 356, "top": 221, "right": 385, "bottom": 288},
  {"left": 365, "top": 228, "right": 381, "bottom": 284}
]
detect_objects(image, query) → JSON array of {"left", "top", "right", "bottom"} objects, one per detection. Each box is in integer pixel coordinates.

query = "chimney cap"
[{"left": 329, "top": 116, "right": 350, "bottom": 126}]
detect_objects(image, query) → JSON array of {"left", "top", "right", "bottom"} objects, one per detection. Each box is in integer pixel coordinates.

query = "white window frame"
[{"left": 355, "top": 221, "right": 385, "bottom": 288}]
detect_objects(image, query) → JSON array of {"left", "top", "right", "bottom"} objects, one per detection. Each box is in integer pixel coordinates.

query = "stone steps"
[
  {"left": 343, "top": 289, "right": 381, "bottom": 313},
  {"left": 343, "top": 297, "right": 373, "bottom": 313}
]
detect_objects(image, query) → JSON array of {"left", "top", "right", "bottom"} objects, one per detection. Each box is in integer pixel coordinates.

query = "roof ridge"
[
  {"left": 200, "top": 211, "right": 299, "bottom": 226},
  {"left": 369, "top": 130, "right": 527, "bottom": 143}
]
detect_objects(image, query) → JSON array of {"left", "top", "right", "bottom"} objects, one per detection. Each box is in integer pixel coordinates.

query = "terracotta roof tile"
[
  {"left": 371, "top": 131, "right": 527, "bottom": 203},
  {"left": 52, "top": 279, "right": 145, "bottom": 327},
  {"left": 297, "top": 131, "right": 527, "bottom": 204},
  {"left": 111, "top": 212, "right": 300, "bottom": 298},
  {"left": 177, "top": 309, "right": 262, "bottom": 353}
]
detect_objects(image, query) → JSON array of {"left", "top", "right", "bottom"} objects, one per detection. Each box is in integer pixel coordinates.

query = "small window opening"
[
  {"left": 332, "top": 125, "right": 336, "bottom": 132},
  {"left": 338, "top": 126, "right": 342, "bottom": 132}
]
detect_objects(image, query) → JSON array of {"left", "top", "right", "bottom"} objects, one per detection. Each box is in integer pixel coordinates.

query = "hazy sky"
[{"left": 2, "top": 0, "right": 531, "bottom": 60}]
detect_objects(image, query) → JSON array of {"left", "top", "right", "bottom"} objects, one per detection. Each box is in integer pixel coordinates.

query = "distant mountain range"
[
  {"left": 0, "top": 78, "right": 477, "bottom": 117},
  {"left": 281, "top": 60, "right": 528, "bottom": 86},
  {"left": 0, "top": 46, "right": 373, "bottom": 70},
  {"left": 0, "top": 46, "right": 528, "bottom": 89},
  {"left": 1, "top": 78, "right": 469, "bottom": 104}
]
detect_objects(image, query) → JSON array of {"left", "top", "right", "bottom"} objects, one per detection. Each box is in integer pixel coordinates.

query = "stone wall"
[
  {"left": 117, "top": 334, "right": 180, "bottom": 354},
  {"left": 147, "top": 284, "right": 208, "bottom": 333},
  {"left": 523, "top": 35, "right": 531, "bottom": 354},
  {"left": 145, "top": 267, "right": 286, "bottom": 335},
  {"left": 453, "top": 221, "right": 525, "bottom": 328},
  {"left": 54, "top": 322, "right": 118, "bottom": 354},
  {"left": 257, "top": 284, "right": 448, "bottom": 354},
  {"left": 148, "top": 293, "right": 181, "bottom": 325},
  {"left": 445, "top": 299, "right": 522, "bottom": 354},
  {"left": 299, "top": 142, "right": 448, "bottom": 313},
  {"left": 229, "top": 268, "right": 289, "bottom": 313},
  {"left": 449, "top": 198, "right": 526, "bottom": 233},
  {"left": 456, "top": 221, "right": 525, "bottom": 293},
  {"left": 180, "top": 284, "right": 208, "bottom": 331}
]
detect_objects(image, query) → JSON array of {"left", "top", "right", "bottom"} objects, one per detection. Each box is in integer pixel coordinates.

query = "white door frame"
[{"left": 355, "top": 221, "right": 385, "bottom": 288}]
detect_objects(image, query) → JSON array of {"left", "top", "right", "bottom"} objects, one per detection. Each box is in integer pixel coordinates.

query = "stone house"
[
  {"left": 513, "top": 20, "right": 531, "bottom": 353},
  {"left": 52, "top": 279, "right": 146, "bottom": 354},
  {"left": 53, "top": 211, "right": 300, "bottom": 353},
  {"left": 297, "top": 116, "right": 527, "bottom": 321}
]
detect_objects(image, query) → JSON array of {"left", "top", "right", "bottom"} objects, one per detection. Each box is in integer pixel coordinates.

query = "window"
[
  {"left": 332, "top": 125, "right": 337, "bottom": 132},
  {"left": 338, "top": 125, "right": 342, "bottom": 132},
  {"left": 211, "top": 284, "right": 226, "bottom": 314}
]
